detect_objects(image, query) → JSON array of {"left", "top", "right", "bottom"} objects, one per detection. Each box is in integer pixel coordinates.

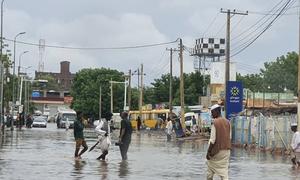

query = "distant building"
[
  {"left": 35, "top": 61, "right": 75, "bottom": 91},
  {"left": 32, "top": 61, "right": 76, "bottom": 118}
]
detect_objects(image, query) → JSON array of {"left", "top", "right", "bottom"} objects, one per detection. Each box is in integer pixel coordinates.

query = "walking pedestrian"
[
  {"left": 291, "top": 123, "right": 300, "bottom": 168},
  {"left": 137, "top": 116, "right": 141, "bottom": 131},
  {"left": 118, "top": 111, "right": 132, "bottom": 160},
  {"left": 166, "top": 117, "right": 173, "bottom": 141},
  {"left": 206, "top": 104, "right": 231, "bottom": 180},
  {"left": 89, "top": 112, "right": 112, "bottom": 161},
  {"left": 74, "top": 111, "right": 88, "bottom": 159},
  {"left": 65, "top": 118, "right": 70, "bottom": 131},
  {"left": 191, "top": 115, "right": 197, "bottom": 134}
]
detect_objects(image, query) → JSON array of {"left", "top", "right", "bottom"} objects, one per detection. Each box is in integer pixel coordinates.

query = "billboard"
[
  {"left": 210, "top": 62, "right": 236, "bottom": 84},
  {"left": 225, "top": 81, "right": 243, "bottom": 119}
]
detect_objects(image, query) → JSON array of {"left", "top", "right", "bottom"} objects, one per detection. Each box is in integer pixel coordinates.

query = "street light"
[
  {"left": 18, "top": 51, "right": 29, "bottom": 75},
  {"left": 11, "top": 31, "right": 26, "bottom": 131}
]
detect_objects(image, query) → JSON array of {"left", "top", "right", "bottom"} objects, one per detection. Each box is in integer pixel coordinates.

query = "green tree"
[
  {"left": 237, "top": 52, "right": 298, "bottom": 94},
  {"left": 236, "top": 73, "right": 263, "bottom": 92},
  {"left": 70, "top": 68, "right": 125, "bottom": 118},
  {"left": 146, "top": 72, "right": 209, "bottom": 106},
  {"left": 261, "top": 52, "right": 297, "bottom": 94}
]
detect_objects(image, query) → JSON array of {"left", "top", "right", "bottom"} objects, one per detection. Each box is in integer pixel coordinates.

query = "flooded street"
[{"left": 0, "top": 123, "right": 299, "bottom": 180}]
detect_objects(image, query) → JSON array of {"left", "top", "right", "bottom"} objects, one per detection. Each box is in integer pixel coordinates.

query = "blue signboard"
[
  {"left": 226, "top": 81, "right": 243, "bottom": 119},
  {"left": 32, "top": 91, "right": 41, "bottom": 97}
]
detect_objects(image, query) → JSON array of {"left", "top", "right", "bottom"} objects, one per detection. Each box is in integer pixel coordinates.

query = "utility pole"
[
  {"left": 168, "top": 48, "right": 173, "bottom": 114},
  {"left": 99, "top": 86, "right": 102, "bottom": 120},
  {"left": 123, "top": 78, "right": 127, "bottom": 111},
  {"left": 128, "top": 69, "right": 132, "bottom": 111},
  {"left": 110, "top": 78, "right": 113, "bottom": 113},
  {"left": 221, "top": 9, "right": 248, "bottom": 118},
  {"left": 166, "top": 48, "right": 178, "bottom": 116},
  {"left": 0, "top": 0, "right": 4, "bottom": 132},
  {"left": 298, "top": 0, "right": 300, "bottom": 130},
  {"left": 139, "top": 64, "right": 144, "bottom": 120},
  {"left": 179, "top": 38, "right": 185, "bottom": 129},
  {"left": 137, "top": 68, "right": 140, "bottom": 91}
]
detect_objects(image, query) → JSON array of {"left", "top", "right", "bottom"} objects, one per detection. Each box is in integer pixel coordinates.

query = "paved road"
[{"left": 0, "top": 123, "right": 299, "bottom": 180}]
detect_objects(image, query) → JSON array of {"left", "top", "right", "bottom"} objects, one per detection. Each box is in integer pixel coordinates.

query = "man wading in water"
[
  {"left": 206, "top": 104, "right": 231, "bottom": 180},
  {"left": 117, "top": 111, "right": 132, "bottom": 160},
  {"left": 74, "top": 111, "right": 88, "bottom": 159}
]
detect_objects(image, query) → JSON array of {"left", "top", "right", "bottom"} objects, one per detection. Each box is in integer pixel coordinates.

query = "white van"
[{"left": 56, "top": 108, "right": 77, "bottom": 128}]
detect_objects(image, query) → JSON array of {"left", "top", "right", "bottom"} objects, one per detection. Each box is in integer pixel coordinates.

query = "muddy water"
[{"left": 0, "top": 123, "right": 299, "bottom": 180}]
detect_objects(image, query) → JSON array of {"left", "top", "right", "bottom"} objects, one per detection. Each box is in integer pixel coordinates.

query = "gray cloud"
[{"left": 3, "top": 0, "right": 298, "bottom": 84}]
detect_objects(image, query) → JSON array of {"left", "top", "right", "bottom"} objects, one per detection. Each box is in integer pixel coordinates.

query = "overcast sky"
[{"left": 4, "top": 0, "right": 299, "bottom": 85}]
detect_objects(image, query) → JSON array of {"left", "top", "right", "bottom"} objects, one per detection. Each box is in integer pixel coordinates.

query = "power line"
[
  {"left": 230, "top": 15, "right": 246, "bottom": 33},
  {"left": 231, "top": 0, "right": 294, "bottom": 57},
  {"left": 248, "top": 5, "right": 299, "bottom": 15},
  {"left": 231, "top": 0, "right": 287, "bottom": 42},
  {"left": 248, "top": 10, "right": 297, "bottom": 15},
  {"left": 146, "top": 50, "right": 168, "bottom": 77},
  {"left": 202, "top": 12, "right": 220, "bottom": 37},
  {"left": 3, "top": 38, "right": 179, "bottom": 50}
]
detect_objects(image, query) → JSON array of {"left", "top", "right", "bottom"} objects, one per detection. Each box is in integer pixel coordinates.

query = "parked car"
[{"left": 32, "top": 117, "right": 47, "bottom": 128}]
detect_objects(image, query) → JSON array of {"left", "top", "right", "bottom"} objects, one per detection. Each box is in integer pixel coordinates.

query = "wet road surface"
[{"left": 0, "top": 123, "right": 299, "bottom": 180}]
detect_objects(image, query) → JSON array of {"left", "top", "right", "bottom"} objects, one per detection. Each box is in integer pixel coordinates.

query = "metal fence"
[{"left": 231, "top": 114, "right": 297, "bottom": 150}]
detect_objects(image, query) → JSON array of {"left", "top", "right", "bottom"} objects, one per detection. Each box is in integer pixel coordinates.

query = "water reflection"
[
  {"left": 0, "top": 124, "right": 300, "bottom": 179},
  {"left": 98, "top": 161, "right": 109, "bottom": 180},
  {"left": 118, "top": 161, "right": 129, "bottom": 178},
  {"left": 72, "top": 159, "right": 86, "bottom": 179}
]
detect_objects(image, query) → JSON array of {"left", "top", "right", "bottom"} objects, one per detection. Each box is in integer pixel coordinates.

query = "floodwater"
[{"left": 0, "top": 123, "right": 299, "bottom": 180}]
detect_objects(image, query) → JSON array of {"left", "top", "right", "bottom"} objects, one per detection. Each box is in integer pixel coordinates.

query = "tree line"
[
  {"left": 70, "top": 68, "right": 209, "bottom": 118},
  {"left": 69, "top": 51, "right": 299, "bottom": 118},
  {"left": 237, "top": 51, "right": 298, "bottom": 94}
]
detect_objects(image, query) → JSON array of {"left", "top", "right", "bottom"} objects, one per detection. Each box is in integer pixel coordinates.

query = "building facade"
[{"left": 32, "top": 61, "right": 75, "bottom": 118}]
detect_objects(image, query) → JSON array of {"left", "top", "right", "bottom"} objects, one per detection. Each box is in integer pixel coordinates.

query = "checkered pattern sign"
[{"left": 192, "top": 38, "right": 225, "bottom": 56}]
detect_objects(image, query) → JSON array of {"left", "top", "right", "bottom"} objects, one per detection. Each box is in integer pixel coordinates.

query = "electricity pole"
[
  {"left": 221, "top": 9, "right": 248, "bottom": 118},
  {"left": 298, "top": 0, "right": 300, "bottom": 130},
  {"left": 128, "top": 69, "right": 132, "bottom": 111},
  {"left": 179, "top": 38, "right": 185, "bottom": 129},
  {"left": 99, "top": 86, "right": 102, "bottom": 120},
  {"left": 110, "top": 78, "right": 113, "bottom": 113},
  {"left": 168, "top": 48, "right": 173, "bottom": 114},
  {"left": 166, "top": 48, "right": 178, "bottom": 115},
  {"left": 139, "top": 64, "right": 144, "bottom": 120},
  {"left": 0, "top": 0, "right": 4, "bottom": 132}
]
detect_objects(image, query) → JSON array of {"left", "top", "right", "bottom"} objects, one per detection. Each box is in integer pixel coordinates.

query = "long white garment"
[
  {"left": 207, "top": 119, "right": 231, "bottom": 180},
  {"left": 95, "top": 120, "right": 106, "bottom": 135},
  {"left": 95, "top": 119, "right": 111, "bottom": 152},
  {"left": 98, "top": 135, "right": 111, "bottom": 152},
  {"left": 207, "top": 150, "right": 230, "bottom": 180},
  {"left": 166, "top": 121, "right": 173, "bottom": 135},
  {"left": 291, "top": 131, "right": 300, "bottom": 152}
]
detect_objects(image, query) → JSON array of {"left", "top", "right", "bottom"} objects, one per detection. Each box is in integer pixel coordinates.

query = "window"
[
  {"left": 209, "top": 38, "right": 214, "bottom": 43},
  {"left": 214, "top": 44, "right": 220, "bottom": 49}
]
